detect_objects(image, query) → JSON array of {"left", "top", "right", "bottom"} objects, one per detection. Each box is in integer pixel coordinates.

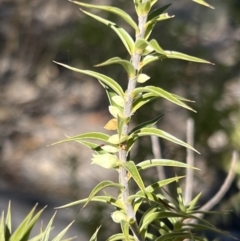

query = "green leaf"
[
  {"left": 52, "top": 132, "right": 110, "bottom": 145},
  {"left": 134, "top": 38, "right": 149, "bottom": 54},
  {"left": 0, "top": 212, "right": 5, "bottom": 241},
  {"left": 91, "top": 154, "right": 120, "bottom": 169},
  {"left": 129, "top": 113, "right": 165, "bottom": 135},
  {"left": 69, "top": 1, "right": 139, "bottom": 32},
  {"left": 106, "top": 233, "right": 135, "bottom": 241},
  {"left": 129, "top": 127, "right": 199, "bottom": 153},
  {"left": 5, "top": 201, "right": 12, "bottom": 239},
  {"left": 109, "top": 106, "right": 124, "bottom": 118},
  {"left": 137, "top": 159, "right": 199, "bottom": 171},
  {"left": 187, "top": 192, "right": 202, "bottom": 211},
  {"left": 147, "top": 4, "right": 172, "bottom": 21},
  {"left": 145, "top": 13, "right": 174, "bottom": 39},
  {"left": 51, "top": 221, "right": 74, "bottom": 241},
  {"left": 132, "top": 86, "right": 195, "bottom": 112},
  {"left": 89, "top": 226, "right": 101, "bottom": 241},
  {"left": 140, "top": 211, "right": 189, "bottom": 232},
  {"left": 112, "top": 96, "right": 125, "bottom": 107},
  {"left": 120, "top": 221, "right": 130, "bottom": 241},
  {"left": 132, "top": 93, "right": 157, "bottom": 113},
  {"left": 83, "top": 181, "right": 123, "bottom": 209},
  {"left": 10, "top": 205, "right": 46, "bottom": 241},
  {"left": 56, "top": 196, "right": 123, "bottom": 209},
  {"left": 137, "top": 73, "right": 150, "bottom": 83},
  {"left": 111, "top": 211, "right": 127, "bottom": 223},
  {"left": 144, "top": 176, "right": 185, "bottom": 193},
  {"left": 95, "top": 57, "right": 135, "bottom": 78},
  {"left": 75, "top": 140, "right": 107, "bottom": 154},
  {"left": 41, "top": 212, "right": 56, "bottom": 241},
  {"left": 80, "top": 9, "right": 135, "bottom": 55},
  {"left": 155, "top": 232, "right": 191, "bottom": 241},
  {"left": 192, "top": 0, "right": 214, "bottom": 9},
  {"left": 53, "top": 62, "right": 124, "bottom": 97},
  {"left": 117, "top": 115, "right": 125, "bottom": 140},
  {"left": 123, "top": 161, "right": 146, "bottom": 194},
  {"left": 148, "top": 39, "right": 165, "bottom": 55},
  {"left": 108, "top": 134, "right": 128, "bottom": 145},
  {"left": 164, "top": 50, "right": 214, "bottom": 64}
]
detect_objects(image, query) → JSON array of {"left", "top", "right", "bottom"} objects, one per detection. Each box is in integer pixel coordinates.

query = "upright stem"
[{"left": 118, "top": 9, "right": 148, "bottom": 241}]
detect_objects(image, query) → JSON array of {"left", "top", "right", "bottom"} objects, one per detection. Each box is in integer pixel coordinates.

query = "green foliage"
[
  {"left": 53, "top": 0, "right": 229, "bottom": 241},
  {"left": 0, "top": 202, "right": 73, "bottom": 241}
]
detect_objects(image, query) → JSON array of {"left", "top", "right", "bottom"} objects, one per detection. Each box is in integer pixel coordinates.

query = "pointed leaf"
[
  {"left": 56, "top": 196, "right": 124, "bottom": 209},
  {"left": 5, "top": 201, "right": 12, "bottom": 238},
  {"left": 123, "top": 161, "right": 146, "bottom": 194},
  {"left": 137, "top": 159, "right": 199, "bottom": 171},
  {"left": 82, "top": 181, "right": 123, "bottom": 209},
  {"left": 89, "top": 226, "right": 101, "bottom": 241},
  {"left": 69, "top": 1, "right": 139, "bottom": 32},
  {"left": 155, "top": 232, "right": 191, "bottom": 241},
  {"left": 91, "top": 154, "right": 120, "bottom": 169},
  {"left": 148, "top": 39, "right": 165, "bottom": 55},
  {"left": 120, "top": 221, "right": 130, "bottom": 241},
  {"left": 129, "top": 127, "right": 199, "bottom": 153},
  {"left": 81, "top": 9, "right": 135, "bottom": 55},
  {"left": 132, "top": 93, "right": 157, "bottom": 113},
  {"left": 52, "top": 132, "right": 110, "bottom": 146},
  {"left": 95, "top": 57, "right": 135, "bottom": 78},
  {"left": 134, "top": 38, "right": 149, "bottom": 54},
  {"left": 117, "top": 115, "right": 125, "bottom": 140},
  {"left": 51, "top": 221, "right": 74, "bottom": 241},
  {"left": 0, "top": 212, "right": 5, "bottom": 241},
  {"left": 42, "top": 212, "right": 56, "bottom": 241},
  {"left": 108, "top": 134, "right": 128, "bottom": 145},
  {"left": 137, "top": 73, "right": 150, "bottom": 83},
  {"left": 75, "top": 140, "right": 107, "bottom": 154},
  {"left": 106, "top": 233, "right": 135, "bottom": 241},
  {"left": 147, "top": 4, "right": 172, "bottom": 21},
  {"left": 129, "top": 113, "right": 165, "bottom": 135},
  {"left": 53, "top": 62, "right": 124, "bottom": 97},
  {"left": 187, "top": 192, "right": 202, "bottom": 211},
  {"left": 132, "top": 86, "right": 195, "bottom": 112},
  {"left": 192, "top": 0, "right": 214, "bottom": 9},
  {"left": 164, "top": 50, "right": 214, "bottom": 64}
]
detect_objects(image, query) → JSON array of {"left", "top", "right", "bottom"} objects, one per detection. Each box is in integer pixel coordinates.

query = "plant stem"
[{"left": 118, "top": 8, "right": 148, "bottom": 241}]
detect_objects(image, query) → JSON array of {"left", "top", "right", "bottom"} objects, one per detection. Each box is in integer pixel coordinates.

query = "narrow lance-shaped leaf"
[
  {"left": 54, "top": 61, "right": 124, "bottom": 97},
  {"left": 69, "top": 0, "right": 139, "bottom": 32},
  {"left": 51, "top": 221, "right": 74, "bottom": 241},
  {"left": 0, "top": 212, "right": 4, "bottom": 241},
  {"left": 89, "top": 226, "right": 101, "bottom": 241},
  {"left": 155, "top": 232, "right": 191, "bottom": 241},
  {"left": 120, "top": 221, "right": 130, "bottom": 241},
  {"left": 192, "top": 0, "right": 214, "bottom": 9},
  {"left": 106, "top": 233, "right": 135, "bottom": 241},
  {"left": 56, "top": 196, "right": 124, "bottom": 209},
  {"left": 129, "top": 113, "right": 165, "bottom": 135},
  {"left": 52, "top": 132, "right": 110, "bottom": 146},
  {"left": 147, "top": 4, "right": 172, "bottom": 21},
  {"left": 82, "top": 181, "right": 123, "bottom": 209},
  {"left": 137, "top": 159, "right": 199, "bottom": 171},
  {"left": 129, "top": 127, "right": 199, "bottom": 153},
  {"left": 81, "top": 9, "right": 135, "bottom": 55},
  {"left": 132, "top": 93, "right": 157, "bottom": 113},
  {"left": 42, "top": 212, "right": 57, "bottom": 241},
  {"left": 132, "top": 86, "right": 195, "bottom": 112},
  {"left": 95, "top": 57, "right": 136, "bottom": 78},
  {"left": 123, "top": 161, "right": 146, "bottom": 195}
]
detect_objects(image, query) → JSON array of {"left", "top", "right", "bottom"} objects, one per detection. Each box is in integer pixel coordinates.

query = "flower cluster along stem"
[{"left": 118, "top": 8, "right": 148, "bottom": 241}]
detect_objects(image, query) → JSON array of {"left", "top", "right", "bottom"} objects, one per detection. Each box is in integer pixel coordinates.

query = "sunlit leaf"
[
  {"left": 53, "top": 62, "right": 124, "bottom": 97},
  {"left": 95, "top": 57, "right": 135, "bottom": 78},
  {"left": 81, "top": 9, "right": 135, "bottom": 55},
  {"left": 121, "top": 221, "right": 130, "bottom": 241},
  {"left": 69, "top": 1, "right": 139, "bottom": 32},
  {"left": 147, "top": 4, "right": 172, "bottom": 21},
  {"left": 101, "top": 145, "right": 119, "bottom": 153},
  {"left": 164, "top": 50, "right": 214, "bottom": 64},
  {"left": 137, "top": 73, "right": 150, "bottom": 83},
  {"left": 137, "top": 159, "right": 199, "bottom": 171},
  {"left": 123, "top": 161, "right": 146, "bottom": 194},
  {"left": 56, "top": 196, "right": 124, "bottom": 209},
  {"left": 129, "top": 113, "right": 165, "bottom": 135},
  {"left": 91, "top": 154, "right": 120, "bottom": 169},
  {"left": 129, "top": 127, "right": 199, "bottom": 153},
  {"left": 104, "top": 119, "right": 118, "bottom": 131},
  {"left": 187, "top": 192, "right": 202, "bottom": 211},
  {"left": 83, "top": 181, "right": 123, "bottom": 209},
  {"left": 106, "top": 233, "right": 135, "bottom": 241},
  {"left": 155, "top": 232, "right": 191, "bottom": 241},
  {"left": 132, "top": 93, "right": 157, "bottom": 113},
  {"left": 192, "top": 0, "right": 214, "bottom": 9},
  {"left": 52, "top": 132, "right": 110, "bottom": 146},
  {"left": 108, "top": 134, "right": 128, "bottom": 145},
  {"left": 89, "top": 226, "right": 101, "bottom": 241},
  {"left": 132, "top": 86, "right": 195, "bottom": 112}
]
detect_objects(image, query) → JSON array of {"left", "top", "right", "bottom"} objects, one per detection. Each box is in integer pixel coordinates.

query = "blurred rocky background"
[{"left": 0, "top": 0, "right": 240, "bottom": 239}]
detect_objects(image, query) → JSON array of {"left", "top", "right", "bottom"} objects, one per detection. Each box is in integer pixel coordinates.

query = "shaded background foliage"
[{"left": 0, "top": 0, "right": 240, "bottom": 239}]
